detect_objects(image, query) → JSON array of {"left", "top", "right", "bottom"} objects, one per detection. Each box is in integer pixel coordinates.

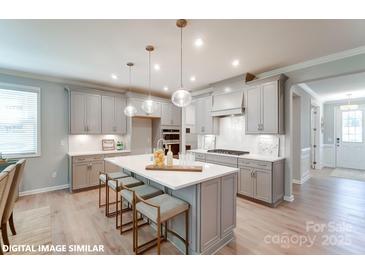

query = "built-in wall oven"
[{"left": 161, "top": 128, "right": 180, "bottom": 156}]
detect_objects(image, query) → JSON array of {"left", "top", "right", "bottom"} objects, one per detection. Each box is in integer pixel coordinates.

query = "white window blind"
[{"left": 0, "top": 83, "right": 40, "bottom": 157}]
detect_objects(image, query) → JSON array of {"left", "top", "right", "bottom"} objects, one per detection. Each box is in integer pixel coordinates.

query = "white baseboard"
[
  {"left": 19, "top": 184, "right": 69, "bottom": 197},
  {"left": 284, "top": 195, "right": 294, "bottom": 202}
]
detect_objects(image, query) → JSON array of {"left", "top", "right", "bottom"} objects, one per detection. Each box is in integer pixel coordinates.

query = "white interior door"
[
  {"left": 131, "top": 117, "right": 152, "bottom": 155},
  {"left": 335, "top": 105, "right": 365, "bottom": 170}
]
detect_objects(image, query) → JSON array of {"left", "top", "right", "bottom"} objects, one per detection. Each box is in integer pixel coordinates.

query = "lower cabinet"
[
  {"left": 238, "top": 158, "right": 284, "bottom": 206},
  {"left": 200, "top": 173, "right": 237, "bottom": 253}
]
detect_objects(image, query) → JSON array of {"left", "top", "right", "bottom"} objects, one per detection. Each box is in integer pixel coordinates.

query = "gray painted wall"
[{"left": 0, "top": 73, "right": 69, "bottom": 192}]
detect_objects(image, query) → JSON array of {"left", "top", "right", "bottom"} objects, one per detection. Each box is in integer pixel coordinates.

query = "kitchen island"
[{"left": 105, "top": 154, "right": 238, "bottom": 255}]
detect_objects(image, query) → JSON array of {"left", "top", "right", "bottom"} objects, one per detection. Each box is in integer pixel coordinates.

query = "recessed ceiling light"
[
  {"left": 154, "top": 64, "right": 160, "bottom": 71},
  {"left": 224, "top": 87, "right": 231, "bottom": 92},
  {"left": 111, "top": 74, "right": 118, "bottom": 80},
  {"left": 232, "top": 59, "right": 240, "bottom": 67},
  {"left": 194, "top": 38, "right": 204, "bottom": 47},
  {"left": 190, "top": 76, "right": 196, "bottom": 82},
  {"left": 163, "top": 86, "right": 169, "bottom": 91}
]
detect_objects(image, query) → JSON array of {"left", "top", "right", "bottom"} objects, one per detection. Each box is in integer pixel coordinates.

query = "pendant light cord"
[
  {"left": 129, "top": 66, "right": 131, "bottom": 92},
  {"left": 148, "top": 50, "right": 151, "bottom": 98},
  {"left": 180, "top": 26, "right": 183, "bottom": 88}
]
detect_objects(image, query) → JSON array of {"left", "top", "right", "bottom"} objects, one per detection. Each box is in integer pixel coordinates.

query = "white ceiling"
[
  {"left": 305, "top": 71, "right": 365, "bottom": 102},
  {"left": 1, "top": 19, "right": 365, "bottom": 97}
]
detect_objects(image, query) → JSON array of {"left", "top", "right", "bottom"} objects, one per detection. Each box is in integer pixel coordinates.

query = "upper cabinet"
[
  {"left": 127, "top": 98, "right": 161, "bottom": 118},
  {"left": 245, "top": 74, "right": 287, "bottom": 134},
  {"left": 195, "top": 95, "right": 219, "bottom": 135},
  {"left": 101, "top": 95, "right": 127, "bottom": 134},
  {"left": 161, "top": 103, "right": 181, "bottom": 126},
  {"left": 70, "top": 91, "right": 127, "bottom": 135},
  {"left": 70, "top": 91, "right": 102, "bottom": 134}
]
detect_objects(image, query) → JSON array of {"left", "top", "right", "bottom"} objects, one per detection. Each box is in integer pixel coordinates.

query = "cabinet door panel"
[
  {"left": 200, "top": 178, "right": 221, "bottom": 252},
  {"left": 254, "top": 169, "right": 272, "bottom": 203},
  {"left": 117, "top": 97, "right": 127, "bottom": 134},
  {"left": 102, "top": 95, "right": 115, "bottom": 133},
  {"left": 194, "top": 98, "right": 205, "bottom": 134},
  {"left": 72, "top": 163, "right": 89, "bottom": 190},
  {"left": 86, "top": 94, "right": 101, "bottom": 133},
  {"left": 89, "top": 161, "right": 104, "bottom": 187},
  {"left": 246, "top": 86, "right": 261, "bottom": 133},
  {"left": 239, "top": 166, "right": 254, "bottom": 197},
  {"left": 261, "top": 81, "right": 278, "bottom": 133},
  {"left": 70, "top": 92, "right": 86, "bottom": 134},
  {"left": 161, "top": 103, "right": 172, "bottom": 125},
  {"left": 221, "top": 174, "right": 237, "bottom": 238},
  {"left": 172, "top": 104, "right": 181, "bottom": 126}
]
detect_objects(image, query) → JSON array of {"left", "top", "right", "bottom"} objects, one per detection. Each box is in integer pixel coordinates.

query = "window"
[
  {"left": 342, "top": 110, "right": 363, "bottom": 143},
  {"left": 0, "top": 83, "right": 41, "bottom": 157}
]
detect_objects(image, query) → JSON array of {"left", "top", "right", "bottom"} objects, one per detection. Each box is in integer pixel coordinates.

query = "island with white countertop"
[{"left": 105, "top": 154, "right": 238, "bottom": 255}]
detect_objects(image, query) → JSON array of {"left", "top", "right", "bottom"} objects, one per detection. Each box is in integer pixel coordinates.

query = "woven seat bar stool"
[
  {"left": 98, "top": 171, "right": 129, "bottom": 208},
  {"left": 134, "top": 193, "right": 190, "bottom": 255},
  {"left": 106, "top": 176, "right": 144, "bottom": 229},
  {"left": 120, "top": 184, "right": 163, "bottom": 250}
]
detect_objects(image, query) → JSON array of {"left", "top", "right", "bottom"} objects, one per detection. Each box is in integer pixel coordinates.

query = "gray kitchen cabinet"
[
  {"left": 72, "top": 163, "right": 89, "bottom": 190},
  {"left": 220, "top": 174, "right": 237, "bottom": 239},
  {"left": 195, "top": 96, "right": 219, "bottom": 135},
  {"left": 245, "top": 74, "right": 287, "bottom": 134},
  {"left": 254, "top": 168, "right": 272, "bottom": 203},
  {"left": 161, "top": 103, "right": 181, "bottom": 126},
  {"left": 239, "top": 166, "right": 254, "bottom": 197},
  {"left": 200, "top": 178, "right": 221, "bottom": 252},
  {"left": 89, "top": 161, "right": 105, "bottom": 187},
  {"left": 102, "top": 95, "right": 127, "bottom": 134},
  {"left": 238, "top": 158, "right": 284, "bottom": 207},
  {"left": 70, "top": 91, "right": 101, "bottom": 134}
]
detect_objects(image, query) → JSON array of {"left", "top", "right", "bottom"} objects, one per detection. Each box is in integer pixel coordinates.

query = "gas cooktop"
[{"left": 207, "top": 149, "right": 249, "bottom": 156}]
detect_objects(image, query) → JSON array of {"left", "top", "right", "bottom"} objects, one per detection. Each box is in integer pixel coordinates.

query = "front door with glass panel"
[{"left": 335, "top": 105, "right": 365, "bottom": 170}]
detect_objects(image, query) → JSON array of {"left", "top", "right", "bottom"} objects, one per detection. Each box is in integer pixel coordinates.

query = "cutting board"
[{"left": 145, "top": 165, "right": 203, "bottom": 172}]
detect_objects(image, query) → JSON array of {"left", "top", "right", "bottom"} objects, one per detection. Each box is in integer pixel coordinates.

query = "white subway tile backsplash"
[{"left": 68, "top": 134, "right": 130, "bottom": 153}]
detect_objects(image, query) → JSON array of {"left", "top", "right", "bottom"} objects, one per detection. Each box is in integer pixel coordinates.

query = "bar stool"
[
  {"left": 106, "top": 176, "right": 144, "bottom": 229},
  {"left": 134, "top": 193, "right": 190, "bottom": 255},
  {"left": 120, "top": 184, "right": 163, "bottom": 250},
  {"left": 98, "top": 171, "right": 129, "bottom": 208}
]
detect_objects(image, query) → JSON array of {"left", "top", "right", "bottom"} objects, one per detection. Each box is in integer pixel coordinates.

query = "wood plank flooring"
[{"left": 11, "top": 170, "right": 365, "bottom": 254}]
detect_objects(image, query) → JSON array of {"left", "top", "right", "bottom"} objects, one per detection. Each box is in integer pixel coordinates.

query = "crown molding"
[
  {"left": 297, "top": 83, "right": 323, "bottom": 102},
  {"left": 257, "top": 46, "right": 365, "bottom": 78}
]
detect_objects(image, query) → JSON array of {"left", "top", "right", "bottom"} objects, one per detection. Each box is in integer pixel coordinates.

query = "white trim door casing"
[{"left": 335, "top": 105, "right": 365, "bottom": 170}]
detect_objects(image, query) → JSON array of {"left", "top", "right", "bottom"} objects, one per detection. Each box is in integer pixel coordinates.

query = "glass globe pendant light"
[
  {"left": 141, "top": 45, "right": 156, "bottom": 115},
  {"left": 123, "top": 62, "right": 137, "bottom": 117},
  {"left": 171, "top": 19, "right": 192, "bottom": 108}
]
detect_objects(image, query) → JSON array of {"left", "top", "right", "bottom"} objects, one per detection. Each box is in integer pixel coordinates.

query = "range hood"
[
  {"left": 210, "top": 73, "right": 255, "bottom": 117},
  {"left": 211, "top": 90, "right": 245, "bottom": 116}
]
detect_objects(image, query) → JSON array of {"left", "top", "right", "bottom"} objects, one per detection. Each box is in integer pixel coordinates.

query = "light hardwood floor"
[{"left": 12, "top": 171, "right": 365, "bottom": 255}]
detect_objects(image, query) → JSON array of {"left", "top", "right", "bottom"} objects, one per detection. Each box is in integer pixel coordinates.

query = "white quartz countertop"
[
  {"left": 105, "top": 154, "right": 238, "bottom": 190},
  {"left": 189, "top": 149, "right": 285, "bottom": 162},
  {"left": 68, "top": 150, "right": 131, "bottom": 157}
]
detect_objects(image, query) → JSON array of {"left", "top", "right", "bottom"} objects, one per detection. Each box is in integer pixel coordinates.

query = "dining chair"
[
  {"left": 1, "top": 160, "right": 26, "bottom": 248},
  {"left": 0, "top": 164, "right": 16, "bottom": 255}
]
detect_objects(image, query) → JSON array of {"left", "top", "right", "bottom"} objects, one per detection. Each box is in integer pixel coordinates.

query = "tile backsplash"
[
  {"left": 198, "top": 116, "right": 284, "bottom": 156},
  {"left": 68, "top": 134, "right": 130, "bottom": 152}
]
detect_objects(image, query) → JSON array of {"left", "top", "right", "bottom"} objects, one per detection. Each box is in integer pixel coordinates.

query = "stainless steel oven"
[{"left": 161, "top": 127, "right": 180, "bottom": 156}]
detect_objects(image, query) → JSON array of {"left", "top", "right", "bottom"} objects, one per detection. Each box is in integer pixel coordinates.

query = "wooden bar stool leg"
[
  {"left": 115, "top": 188, "right": 119, "bottom": 229},
  {"left": 98, "top": 177, "right": 102, "bottom": 208},
  {"left": 120, "top": 198, "right": 123, "bottom": 235},
  {"left": 1, "top": 223, "right": 9, "bottom": 247},
  {"left": 185, "top": 210, "right": 189, "bottom": 255},
  {"left": 9, "top": 212, "right": 16, "bottom": 235},
  {"left": 105, "top": 183, "right": 109, "bottom": 216}
]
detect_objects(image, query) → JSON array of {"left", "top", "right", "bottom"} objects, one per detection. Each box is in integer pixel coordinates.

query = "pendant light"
[
  {"left": 340, "top": 93, "right": 359, "bottom": 111},
  {"left": 124, "top": 62, "right": 137, "bottom": 117},
  {"left": 171, "top": 19, "right": 192, "bottom": 108},
  {"left": 141, "top": 45, "right": 156, "bottom": 115}
]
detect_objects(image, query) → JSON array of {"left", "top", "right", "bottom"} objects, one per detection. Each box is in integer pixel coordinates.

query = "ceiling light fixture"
[
  {"left": 190, "top": 76, "right": 196, "bottom": 82},
  {"left": 154, "top": 64, "right": 160, "bottom": 71},
  {"left": 232, "top": 59, "right": 240, "bottom": 67},
  {"left": 123, "top": 62, "right": 137, "bottom": 117},
  {"left": 194, "top": 38, "right": 204, "bottom": 47},
  {"left": 111, "top": 73, "right": 118, "bottom": 80},
  {"left": 171, "top": 19, "right": 192, "bottom": 108},
  {"left": 340, "top": 93, "right": 359, "bottom": 110},
  {"left": 142, "top": 45, "right": 157, "bottom": 115}
]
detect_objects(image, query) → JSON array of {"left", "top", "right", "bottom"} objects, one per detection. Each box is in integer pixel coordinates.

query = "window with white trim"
[
  {"left": 341, "top": 110, "right": 363, "bottom": 143},
  {"left": 0, "top": 83, "right": 41, "bottom": 157}
]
